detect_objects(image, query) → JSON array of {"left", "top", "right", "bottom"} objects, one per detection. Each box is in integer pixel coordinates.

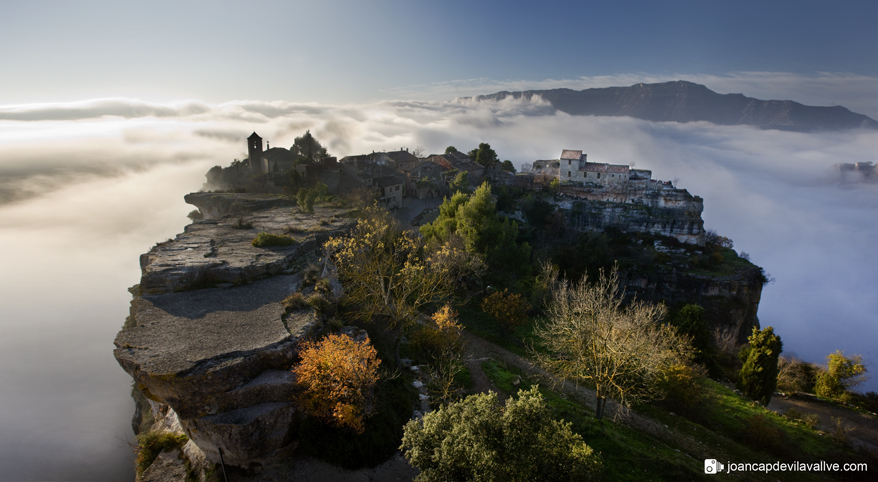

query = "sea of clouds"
[{"left": 0, "top": 95, "right": 875, "bottom": 479}]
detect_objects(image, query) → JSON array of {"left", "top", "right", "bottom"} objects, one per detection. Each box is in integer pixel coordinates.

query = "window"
[
  {"left": 567, "top": 171, "right": 571, "bottom": 177},
  {"left": 597, "top": 173, "right": 600, "bottom": 179}
]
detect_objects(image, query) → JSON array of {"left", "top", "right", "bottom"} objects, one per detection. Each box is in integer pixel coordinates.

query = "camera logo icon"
[{"left": 704, "top": 459, "right": 725, "bottom": 474}]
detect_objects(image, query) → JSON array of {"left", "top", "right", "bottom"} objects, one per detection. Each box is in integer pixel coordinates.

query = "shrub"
[
  {"left": 282, "top": 292, "right": 308, "bottom": 311},
  {"left": 231, "top": 217, "right": 253, "bottom": 229},
  {"left": 400, "top": 387, "right": 599, "bottom": 482},
  {"left": 482, "top": 288, "right": 529, "bottom": 333},
  {"left": 315, "top": 278, "right": 332, "bottom": 294},
  {"left": 187, "top": 209, "right": 203, "bottom": 221},
  {"left": 784, "top": 408, "right": 819, "bottom": 429},
  {"left": 292, "top": 334, "right": 381, "bottom": 434},
  {"left": 777, "top": 355, "right": 818, "bottom": 393},
  {"left": 737, "top": 326, "right": 782, "bottom": 405},
  {"left": 306, "top": 293, "right": 334, "bottom": 317},
  {"left": 656, "top": 364, "right": 703, "bottom": 417},
  {"left": 815, "top": 350, "right": 867, "bottom": 401},
  {"left": 297, "top": 370, "right": 416, "bottom": 469},
  {"left": 135, "top": 431, "right": 188, "bottom": 475},
  {"left": 251, "top": 232, "right": 296, "bottom": 247}
]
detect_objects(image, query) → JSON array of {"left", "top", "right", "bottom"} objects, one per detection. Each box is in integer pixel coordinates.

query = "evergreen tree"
[
  {"left": 291, "top": 130, "right": 328, "bottom": 162},
  {"left": 468, "top": 143, "right": 499, "bottom": 168},
  {"left": 737, "top": 326, "right": 783, "bottom": 405}
]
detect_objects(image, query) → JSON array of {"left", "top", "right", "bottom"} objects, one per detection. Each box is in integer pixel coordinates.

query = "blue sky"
[{"left": 1, "top": 0, "right": 876, "bottom": 107}]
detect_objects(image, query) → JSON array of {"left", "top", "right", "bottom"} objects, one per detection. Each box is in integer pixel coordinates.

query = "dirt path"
[{"left": 768, "top": 393, "right": 878, "bottom": 452}]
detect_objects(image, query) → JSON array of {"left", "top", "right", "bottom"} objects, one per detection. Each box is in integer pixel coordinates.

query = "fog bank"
[{"left": 0, "top": 96, "right": 875, "bottom": 478}]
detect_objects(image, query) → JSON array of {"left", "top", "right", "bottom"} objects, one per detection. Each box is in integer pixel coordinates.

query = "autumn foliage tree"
[
  {"left": 326, "top": 206, "right": 459, "bottom": 364},
  {"left": 292, "top": 333, "right": 381, "bottom": 434}
]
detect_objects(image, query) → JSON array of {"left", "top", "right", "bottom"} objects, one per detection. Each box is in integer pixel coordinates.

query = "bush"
[
  {"left": 135, "top": 431, "right": 188, "bottom": 475},
  {"left": 777, "top": 355, "right": 818, "bottom": 393},
  {"left": 292, "top": 334, "right": 381, "bottom": 434},
  {"left": 187, "top": 209, "right": 203, "bottom": 221},
  {"left": 297, "top": 369, "right": 416, "bottom": 469},
  {"left": 815, "top": 350, "right": 867, "bottom": 401},
  {"left": 282, "top": 292, "right": 308, "bottom": 311},
  {"left": 784, "top": 408, "right": 819, "bottom": 429},
  {"left": 231, "top": 217, "right": 254, "bottom": 229},
  {"left": 306, "top": 293, "right": 334, "bottom": 317},
  {"left": 737, "top": 326, "right": 782, "bottom": 405},
  {"left": 400, "top": 387, "right": 599, "bottom": 482},
  {"left": 251, "top": 232, "right": 296, "bottom": 247},
  {"left": 656, "top": 364, "right": 703, "bottom": 417},
  {"left": 482, "top": 289, "right": 529, "bottom": 333}
]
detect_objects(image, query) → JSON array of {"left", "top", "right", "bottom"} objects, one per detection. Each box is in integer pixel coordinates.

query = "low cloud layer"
[{"left": 1, "top": 95, "right": 876, "bottom": 391}]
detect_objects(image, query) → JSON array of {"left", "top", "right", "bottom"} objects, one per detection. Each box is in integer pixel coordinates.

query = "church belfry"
[{"left": 248, "top": 132, "right": 263, "bottom": 174}]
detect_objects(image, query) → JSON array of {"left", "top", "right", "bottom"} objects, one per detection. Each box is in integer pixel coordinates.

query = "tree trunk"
[{"left": 595, "top": 394, "right": 605, "bottom": 420}]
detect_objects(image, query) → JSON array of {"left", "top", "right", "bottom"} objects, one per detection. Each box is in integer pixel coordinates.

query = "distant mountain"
[{"left": 473, "top": 81, "right": 878, "bottom": 132}]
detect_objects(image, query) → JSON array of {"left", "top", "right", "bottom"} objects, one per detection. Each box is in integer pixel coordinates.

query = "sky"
[{"left": 0, "top": 1, "right": 876, "bottom": 480}]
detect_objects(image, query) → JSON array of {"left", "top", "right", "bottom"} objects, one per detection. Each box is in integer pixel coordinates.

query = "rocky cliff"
[
  {"left": 115, "top": 195, "right": 358, "bottom": 475},
  {"left": 556, "top": 184, "right": 706, "bottom": 245}
]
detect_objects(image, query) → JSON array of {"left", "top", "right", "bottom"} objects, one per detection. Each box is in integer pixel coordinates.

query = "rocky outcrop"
[
  {"left": 139, "top": 205, "right": 355, "bottom": 295},
  {"left": 620, "top": 267, "right": 764, "bottom": 342},
  {"left": 183, "top": 192, "right": 292, "bottom": 219},
  {"left": 556, "top": 185, "right": 705, "bottom": 245},
  {"left": 116, "top": 199, "right": 359, "bottom": 471}
]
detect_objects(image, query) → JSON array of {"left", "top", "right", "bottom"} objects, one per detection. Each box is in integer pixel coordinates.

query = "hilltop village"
[
  {"left": 115, "top": 130, "right": 878, "bottom": 482},
  {"left": 207, "top": 131, "right": 705, "bottom": 244}
]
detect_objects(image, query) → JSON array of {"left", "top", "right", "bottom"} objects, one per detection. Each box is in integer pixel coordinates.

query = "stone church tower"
[{"left": 248, "top": 132, "right": 263, "bottom": 174}]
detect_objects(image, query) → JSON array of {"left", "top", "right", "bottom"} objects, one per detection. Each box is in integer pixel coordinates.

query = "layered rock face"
[
  {"left": 621, "top": 268, "right": 763, "bottom": 342},
  {"left": 557, "top": 185, "right": 705, "bottom": 245},
  {"left": 115, "top": 197, "right": 357, "bottom": 469}
]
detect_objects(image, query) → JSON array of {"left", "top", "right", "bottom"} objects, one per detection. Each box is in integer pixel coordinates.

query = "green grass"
[
  {"left": 479, "top": 359, "right": 875, "bottom": 481},
  {"left": 455, "top": 300, "right": 539, "bottom": 357},
  {"left": 136, "top": 431, "right": 189, "bottom": 475},
  {"left": 251, "top": 232, "right": 296, "bottom": 247}
]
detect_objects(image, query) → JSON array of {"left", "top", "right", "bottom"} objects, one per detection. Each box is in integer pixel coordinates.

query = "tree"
[
  {"left": 325, "top": 207, "right": 457, "bottom": 365},
  {"left": 420, "top": 183, "right": 531, "bottom": 285},
  {"left": 500, "top": 160, "right": 516, "bottom": 173},
  {"left": 290, "top": 130, "right": 328, "bottom": 162},
  {"left": 533, "top": 267, "right": 688, "bottom": 419},
  {"left": 670, "top": 304, "right": 715, "bottom": 371},
  {"left": 468, "top": 142, "right": 499, "bottom": 168},
  {"left": 448, "top": 171, "right": 470, "bottom": 194},
  {"left": 400, "top": 387, "right": 599, "bottom": 482},
  {"left": 482, "top": 289, "right": 528, "bottom": 333},
  {"left": 737, "top": 326, "right": 783, "bottom": 405},
  {"left": 292, "top": 333, "right": 381, "bottom": 434},
  {"left": 412, "top": 146, "right": 425, "bottom": 158},
  {"left": 815, "top": 350, "right": 868, "bottom": 400},
  {"left": 444, "top": 146, "right": 458, "bottom": 154}
]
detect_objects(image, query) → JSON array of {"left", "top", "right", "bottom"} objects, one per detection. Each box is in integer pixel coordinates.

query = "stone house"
[{"left": 560, "top": 149, "right": 630, "bottom": 186}]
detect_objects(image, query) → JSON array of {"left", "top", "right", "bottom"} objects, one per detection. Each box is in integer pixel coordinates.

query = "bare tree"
[{"left": 533, "top": 267, "right": 689, "bottom": 419}]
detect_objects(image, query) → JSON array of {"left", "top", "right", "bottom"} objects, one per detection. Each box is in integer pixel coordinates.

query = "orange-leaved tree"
[{"left": 292, "top": 333, "right": 381, "bottom": 434}]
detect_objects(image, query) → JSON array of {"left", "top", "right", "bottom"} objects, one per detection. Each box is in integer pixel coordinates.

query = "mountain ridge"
[{"left": 472, "top": 80, "right": 878, "bottom": 132}]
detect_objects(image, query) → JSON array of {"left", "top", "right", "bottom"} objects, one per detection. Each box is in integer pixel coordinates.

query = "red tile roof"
[{"left": 560, "top": 149, "right": 582, "bottom": 160}]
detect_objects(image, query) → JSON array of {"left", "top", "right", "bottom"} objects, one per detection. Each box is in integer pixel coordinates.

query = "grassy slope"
[{"left": 477, "top": 346, "right": 873, "bottom": 481}]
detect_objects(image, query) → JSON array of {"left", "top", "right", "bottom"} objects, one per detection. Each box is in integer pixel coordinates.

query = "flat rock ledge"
[
  {"left": 139, "top": 203, "right": 356, "bottom": 295},
  {"left": 116, "top": 196, "right": 360, "bottom": 470}
]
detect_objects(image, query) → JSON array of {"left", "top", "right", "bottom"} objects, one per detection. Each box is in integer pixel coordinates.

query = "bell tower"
[{"left": 248, "top": 132, "right": 263, "bottom": 174}]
